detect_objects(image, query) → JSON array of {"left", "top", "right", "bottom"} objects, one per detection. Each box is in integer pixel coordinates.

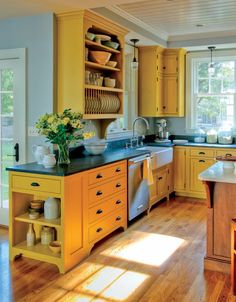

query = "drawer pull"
[
  {"left": 116, "top": 167, "right": 121, "bottom": 172},
  {"left": 116, "top": 216, "right": 122, "bottom": 221},
  {"left": 116, "top": 183, "right": 121, "bottom": 188},
  {"left": 158, "top": 177, "right": 163, "bottom": 180},
  {"left": 199, "top": 160, "right": 205, "bottom": 163},
  {"left": 96, "top": 227, "right": 103, "bottom": 233},
  {"left": 96, "top": 191, "right": 103, "bottom": 196},
  {"left": 96, "top": 174, "right": 103, "bottom": 179},
  {"left": 116, "top": 200, "right": 122, "bottom": 204},
  {"left": 226, "top": 153, "right": 232, "bottom": 157},
  {"left": 199, "top": 152, "right": 205, "bottom": 155},
  {"left": 31, "top": 182, "right": 40, "bottom": 187},
  {"left": 96, "top": 209, "right": 103, "bottom": 214}
]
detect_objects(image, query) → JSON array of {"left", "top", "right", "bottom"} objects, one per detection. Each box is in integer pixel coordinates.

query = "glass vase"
[{"left": 57, "top": 143, "right": 70, "bottom": 165}]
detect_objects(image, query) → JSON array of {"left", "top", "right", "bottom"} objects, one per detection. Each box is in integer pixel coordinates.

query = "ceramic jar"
[
  {"left": 41, "top": 226, "right": 54, "bottom": 245},
  {"left": 26, "top": 223, "right": 36, "bottom": 247},
  {"left": 44, "top": 197, "right": 60, "bottom": 219},
  {"left": 42, "top": 154, "right": 56, "bottom": 168},
  {"left": 33, "top": 145, "right": 50, "bottom": 164}
]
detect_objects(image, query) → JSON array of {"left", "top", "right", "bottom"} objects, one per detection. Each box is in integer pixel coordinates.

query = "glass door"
[{"left": 0, "top": 49, "right": 26, "bottom": 226}]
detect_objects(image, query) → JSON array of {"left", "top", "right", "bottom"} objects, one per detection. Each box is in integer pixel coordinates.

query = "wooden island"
[{"left": 199, "top": 162, "right": 236, "bottom": 274}]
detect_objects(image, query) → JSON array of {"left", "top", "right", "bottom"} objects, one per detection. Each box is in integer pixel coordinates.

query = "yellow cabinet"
[
  {"left": 138, "top": 46, "right": 186, "bottom": 117},
  {"left": 156, "top": 167, "right": 168, "bottom": 200},
  {"left": 189, "top": 158, "right": 215, "bottom": 194},
  {"left": 56, "top": 10, "right": 128, "bottom": 119},
  {"left": 174, "top": 147, "right": 187, "bottom": 192}
]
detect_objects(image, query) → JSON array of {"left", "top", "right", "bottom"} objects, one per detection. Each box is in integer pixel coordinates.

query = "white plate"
[
  {"left": 173, "top": 139, "right": 188, "bottom": 145},
  {"left": 96, "top": 34, "right": 111, "bottom": 41}
]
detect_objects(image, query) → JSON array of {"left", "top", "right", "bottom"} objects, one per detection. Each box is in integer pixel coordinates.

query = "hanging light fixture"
[
  {"left": 208, "top": 46, "right": 216, "bottom": 75},
  {"left": 130, "top": 38, "right": 139, "bottom": 69}
]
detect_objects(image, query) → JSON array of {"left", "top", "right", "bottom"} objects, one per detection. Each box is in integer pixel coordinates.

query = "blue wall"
[{"left": 0, "top": 13, "right": 55, "bottom": 161}]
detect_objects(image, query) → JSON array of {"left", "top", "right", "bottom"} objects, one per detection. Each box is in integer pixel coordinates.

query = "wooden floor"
[{"left": 1, "top": 196, "right": 236, "bottom": 302}]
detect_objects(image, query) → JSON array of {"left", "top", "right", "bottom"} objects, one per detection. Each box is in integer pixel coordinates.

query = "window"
[{"left": 186, "top": 50, "right": 236, "bottom": 131}]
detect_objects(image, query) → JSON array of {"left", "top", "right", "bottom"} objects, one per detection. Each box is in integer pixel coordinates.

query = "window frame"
[{"left": 186, "top": 49, "right": 236, "bottom": 132}]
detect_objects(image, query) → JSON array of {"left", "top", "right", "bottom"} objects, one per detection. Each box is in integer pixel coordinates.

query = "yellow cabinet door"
[
  {"left": 163, "top": 54, "right": 178, "bottom": 74},
  {"left": 174, "top": 147, "right": 186, "bottom": 192},
  {"left": 149, "top": 169, "right": 158, "bottom": 205},
  {"left": 156, "top": 73, "right": 164, "bottom": 115},
  {"left": 189, "top": 158, "right": 215, "bottom": 193},
  {"left": 157, "top": 168, "right": 168, "bottom": 199},
  {"left": 163, "top": 75, "right": 178, "bottom": 115}
]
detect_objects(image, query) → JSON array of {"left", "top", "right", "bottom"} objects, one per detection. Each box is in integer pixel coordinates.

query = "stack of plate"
[{"left": 99, "top": 94, "right": 120, "bottom": 113}]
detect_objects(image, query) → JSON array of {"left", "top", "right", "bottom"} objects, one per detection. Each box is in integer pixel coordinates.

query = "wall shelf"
[
  {"left": 85, "top": 61, "right": 120, "bottom": 72},
  {"left": 15, "top": 213, "right": 61, "bottom": 228},
  {"left": 85, "top": 39, "right": 120, "bottom": 54}
]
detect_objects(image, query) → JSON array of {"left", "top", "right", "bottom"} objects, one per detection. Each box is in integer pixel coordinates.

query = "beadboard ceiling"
[{"left": 1, "top": 0, "right": 236, "bottom": 47}]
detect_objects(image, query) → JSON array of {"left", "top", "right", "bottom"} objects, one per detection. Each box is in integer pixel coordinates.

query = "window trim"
[{"left": 186, "top": 49, "right": 236, "bottom": 132}]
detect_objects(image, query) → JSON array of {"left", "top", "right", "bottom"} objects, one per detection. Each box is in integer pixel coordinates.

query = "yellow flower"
[
  {"left": 47, "top": 116, "right": 55, "bottom": 124},
  {"left": 62, "top": 117, "right": 70, "bottom": 125},
  {"left": 83, "top": 132, "right": 95, "bottom": 139}
]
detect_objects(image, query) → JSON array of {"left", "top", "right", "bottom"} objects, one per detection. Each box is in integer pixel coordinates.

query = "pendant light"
[
  {"left": 208, "top": 46, "right": 216, "bottom": 75},
  {"left": 130, "top": 38, "right": 139, "bottom": 69}
]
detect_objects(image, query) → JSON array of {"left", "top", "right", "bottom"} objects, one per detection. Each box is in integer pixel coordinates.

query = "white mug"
[{"left": 42, "top": 154, "right": 56, "bottom": 168}]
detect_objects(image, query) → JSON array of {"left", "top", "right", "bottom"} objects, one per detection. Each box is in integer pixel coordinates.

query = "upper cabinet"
[
  {"left": 138, "top": 46, "right": 186, "bottom": 117},
  {"left": 56, "top": 10, "right": 128, "bottom": 119}
]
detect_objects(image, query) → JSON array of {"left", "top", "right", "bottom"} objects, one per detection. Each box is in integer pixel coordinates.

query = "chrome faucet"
[{"left": 130, "top": 117, "right": 150, "bottom": 147}]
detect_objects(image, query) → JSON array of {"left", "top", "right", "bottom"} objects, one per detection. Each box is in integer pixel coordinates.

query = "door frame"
[{"left": 0, "top": 48, "right": 26, "bottom": 226}]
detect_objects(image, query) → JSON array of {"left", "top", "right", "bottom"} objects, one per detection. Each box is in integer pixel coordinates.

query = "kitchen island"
[{"left": 199, "top": 162, "right": 236, "bottom": 273}]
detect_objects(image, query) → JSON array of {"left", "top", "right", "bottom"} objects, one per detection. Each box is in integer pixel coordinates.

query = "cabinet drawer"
[
  {"left": 190, "top": 148, "right": 215, "bottom": 158},
  {"left": 216, "top": 149, "right": 236, "bottom": 157},
  {"left": 88, "top": 161, "right": 126, "bottom": 186},
  {"left": 89, "top": 209, "right": 126, "bottom": 243},
  {"left": 12, "top": 175, "right": 61, "bottom": 194},
  {"left": 88, "top": 177, "right": 126, "bottom": 205},
  {"left": 89, "top": 193, "right": 126, "bottom": 224}
]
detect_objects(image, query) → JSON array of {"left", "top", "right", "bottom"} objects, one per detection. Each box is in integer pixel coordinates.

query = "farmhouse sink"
[{"left": 137, "top": 146, "right": 173, "bottom": 169}]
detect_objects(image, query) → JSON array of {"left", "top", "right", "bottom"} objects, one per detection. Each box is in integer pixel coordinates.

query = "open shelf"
[
  {"left": 85, "top": 85, "right": 123, "bottom": 92},
  {"left": 83, "top": 114, "right": 123, "bottom": 119},
  {"left": 15, "top": 213, "right": 61, "bottom": 228},
  {"left": 85, "top": 39, "right": 120, "bottom": 54},
  {"left": 13, "top": 240, "right": 61, "bottom": 259},
  {"left": 85, "top": 61, "right": 120, "bottom": 72}
]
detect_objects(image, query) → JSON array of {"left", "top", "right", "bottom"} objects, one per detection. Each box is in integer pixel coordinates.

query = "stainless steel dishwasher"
[{"left": 128, "top": 154, "right": 151, "bottom": 221}]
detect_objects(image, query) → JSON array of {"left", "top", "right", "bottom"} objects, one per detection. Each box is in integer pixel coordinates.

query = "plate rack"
[{"left": 85, "top": 88, "right": 121, "bottom": 114}]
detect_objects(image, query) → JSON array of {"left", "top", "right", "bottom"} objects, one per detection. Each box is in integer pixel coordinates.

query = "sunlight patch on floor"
[
  {"left": 102, "top": 231, "right": 185, "bottom": 266},
  {"left": 71, "top": 266, "right": 149, "bottom": 301}
]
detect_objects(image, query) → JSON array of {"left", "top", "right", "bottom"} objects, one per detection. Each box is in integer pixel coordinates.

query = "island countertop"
[
  {"left": 199, "top": 161, "right": 236, "bottom": 184},
  {"left": 6, "top": 148, "right": 150, "bottom": 176}
]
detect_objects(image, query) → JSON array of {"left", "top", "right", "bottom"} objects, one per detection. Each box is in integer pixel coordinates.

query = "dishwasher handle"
[{"left": 129, "top": 156, "right": 151, "bottom": 165}]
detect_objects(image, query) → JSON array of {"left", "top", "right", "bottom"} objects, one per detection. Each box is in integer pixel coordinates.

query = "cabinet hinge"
[
  {"left": 176, "top": 78, "right": 178, "bottom": 83},
  {"left": 157, "top": 55, "right": 159, "bottom": 59},
  {"left": 157, "top": 77, "right": 158, "bottom": 82},
  {"left": 184, "top": 183, "right": 186, "bottom": 188},
  {"left": 184, "top": 150, "right": 186, "bottom": 155},
  {"left": 157, "top": 107, "right": 159, "bottom": 112}
]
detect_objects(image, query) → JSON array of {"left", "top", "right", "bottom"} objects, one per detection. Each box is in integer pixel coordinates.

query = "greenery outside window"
[{"left": 186, "top": 50, "right": 236, "bottom": 131}]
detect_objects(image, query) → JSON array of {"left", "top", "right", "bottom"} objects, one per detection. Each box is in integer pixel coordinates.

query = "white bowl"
[
  {"left": 84, "top": 143, "right": 108, "bottom": 155},
  {"left": 104, "top": 78, "right": 116, "bottom": 88}
]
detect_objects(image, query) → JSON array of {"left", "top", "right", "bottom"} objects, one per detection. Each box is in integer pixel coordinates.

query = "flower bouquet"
[{"left": 35, "top": 109, "right": 94, "bottom": 165}]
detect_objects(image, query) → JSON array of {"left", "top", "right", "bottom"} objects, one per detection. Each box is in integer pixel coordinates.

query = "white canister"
[
  {"left": 44, "top": 197, "right": 60, "bottom": 219},
  {"left": 33, "top": 145, "right": 50, "bottom": 164},
  {"left": 42, "top": 154, "right": 56, "bottom": 168}
]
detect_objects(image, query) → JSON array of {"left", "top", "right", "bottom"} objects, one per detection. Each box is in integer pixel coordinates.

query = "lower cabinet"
[
  {"left": 9, "top": 160, "right": 127, "bottom": 273},
  {"left": 174, "top": 146, "right": 235, "bottom": 198},
  {"left": 149, "top": 163, "right": 173, "bottom": 211}
]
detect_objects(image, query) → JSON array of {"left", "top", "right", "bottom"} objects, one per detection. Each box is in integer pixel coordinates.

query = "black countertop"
[{"left": 6, "top": 148, "right": 150, "bottom": 176}]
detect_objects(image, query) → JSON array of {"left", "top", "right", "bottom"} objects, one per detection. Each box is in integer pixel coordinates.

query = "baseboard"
[{"left": 204, "top": 256, "right": 230, "bottom": 274}]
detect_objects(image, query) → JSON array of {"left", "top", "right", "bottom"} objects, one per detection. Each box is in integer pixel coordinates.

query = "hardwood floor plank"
[{"left": 2, "top": 197, "right": 236, "bottom": 301}]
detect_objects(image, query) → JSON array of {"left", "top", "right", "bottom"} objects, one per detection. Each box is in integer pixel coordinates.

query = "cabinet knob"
[
  {"left": 116, "top": 200, "right": 122, "bottom": 204},
  {"left": 116, "top": 216, "right": 121, "bottom": 221},
  {"left": 199, "top": 152, "right": 205, "bottom": 155},
  {"left": 96, "top": 190, "right": 103, "bottom": 196},
  {"left": 226, "top": 153, "right": 232, "bottom": 156},
  {"left": 116, "top": 167, "right": 121, "bottom": 172},
  {"left": 96, "top": 209, "right": 103, "bottom": 214},
  {"left": 96, "top": 173, "right": 103, "bottom": 179},
  {"left": 158, "top": 177, "right": 163, "bottom": 180},
  {"left": 199, "top": 160, "right": 205, "bottom": 163},
  {"left": 163, "top": 106, "right": 166, "bottom": 109},
  {"left": 96, "top": 227, "right": 103, "bottom": 233},
  {"left": 163, "top": 66, "right": 166, "bottom": 69},
  {"left": 31, "top": 182, "right": 40, "bottom": 187},
  {"left": 116, "top": 183, "right": 121, "bottom": 188}
]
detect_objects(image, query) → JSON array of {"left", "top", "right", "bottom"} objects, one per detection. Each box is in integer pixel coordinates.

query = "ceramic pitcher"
[{"left": 33, "top": 145, "right": 50, "bottom": 164}]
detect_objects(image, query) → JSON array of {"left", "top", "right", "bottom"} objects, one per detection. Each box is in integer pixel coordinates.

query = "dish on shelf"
[
  {"left": 104, "top": 77, "right": 116, "bottom": 88},
  {"left": 106, "top": 60, "right": 118, "bottom": 68},
  {"left": 89, "top": 51, "right": 111, "bottom": 65},
  {"left": 95, "top": 34, "right": 111, "bottom": 44},
  {"left": 103, "top": 41, "right": 120, "bottom": 50},
  {"left": 49, "top": 241, "right": 61, "bottom": 254},
  {"left": 85, "top": 32, "right": 95, "bottom": 41}
]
